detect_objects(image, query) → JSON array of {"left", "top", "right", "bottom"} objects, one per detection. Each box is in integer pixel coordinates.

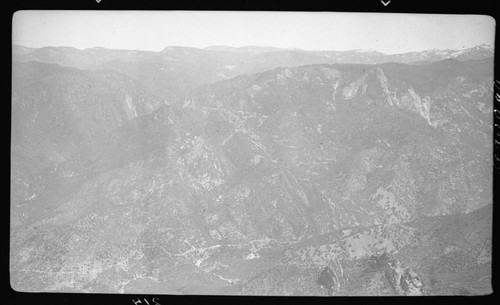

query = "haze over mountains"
[
  {"left": 10, "top": 43, "right": 494, "bottom": 295},
  {"left": 12, "top": 43, "right": 494, "bottom": 101}
]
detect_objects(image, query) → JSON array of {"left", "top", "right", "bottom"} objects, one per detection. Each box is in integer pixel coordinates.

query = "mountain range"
[
  {"left": 12, "top": 43, "right": 494, "bottom": 102},
  {"left": 10, "top": 44, "right": 494, "bottom": 295}
]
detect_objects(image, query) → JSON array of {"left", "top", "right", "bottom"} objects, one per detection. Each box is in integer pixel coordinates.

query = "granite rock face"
[{"left": 10, "top": 49, "right": 493, "bottom": 295}]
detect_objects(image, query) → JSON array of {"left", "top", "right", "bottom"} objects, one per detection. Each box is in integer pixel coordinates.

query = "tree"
[{"left": 317, "top": 266, "right": 336, "bottom": 295}]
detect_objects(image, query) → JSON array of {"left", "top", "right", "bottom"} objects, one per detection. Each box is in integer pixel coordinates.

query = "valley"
[{"left": 10, "top": 44, "right": 494, "bottom": 295}]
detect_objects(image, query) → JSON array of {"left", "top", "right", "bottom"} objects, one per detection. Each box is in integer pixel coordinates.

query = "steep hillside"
[{"left": 11, "top": 62, "right": 162, "bottom": 226}]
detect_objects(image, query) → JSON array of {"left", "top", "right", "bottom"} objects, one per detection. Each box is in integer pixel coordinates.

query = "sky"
[{"left": 12, "top": 11, "right": 496, "bottom": 54}]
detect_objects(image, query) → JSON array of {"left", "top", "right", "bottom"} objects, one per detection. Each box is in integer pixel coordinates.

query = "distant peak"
[
  {"left": 204, "top": 45, "right": 289, "bottom": 54},
  {"left": 161, "top": 46, "right": 178, "bottom": 52},
  {"left": 161, "top": 46, "right": 202, "bottom": 53},
  {"left": 351, "top": 49, "right": 378, "bottom": 53},
  {"left": 85, "top": 46, "right": 108, "bottom": 50},
  {"left": 474, "top": 43, "right": 494, "bottom": 50},
  {"left": 83, "top": 46, "right": 111, "bottom": 52}
]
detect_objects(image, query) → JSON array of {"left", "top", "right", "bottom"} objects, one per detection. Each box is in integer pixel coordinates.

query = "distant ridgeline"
[{"left": 12, "top": 43, "right": 494, "bottom": 102}]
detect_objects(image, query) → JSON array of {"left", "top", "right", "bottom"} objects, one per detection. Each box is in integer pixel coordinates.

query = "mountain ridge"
[
  {"left": 14, "top": 43, "right": 494, "bottom": 56},
  {"left": 12, "top": 43, "right": 493, "bottom": 104},
  {"left": 10, "top": 48, "right": 493, "bottom": 295}
]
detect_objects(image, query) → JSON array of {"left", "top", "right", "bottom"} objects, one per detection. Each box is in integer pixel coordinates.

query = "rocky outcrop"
[{"left": 10, "top": 57, "right": 493, "bottom": 295}]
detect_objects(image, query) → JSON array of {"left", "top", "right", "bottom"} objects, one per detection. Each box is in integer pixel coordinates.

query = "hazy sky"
[{"left": 12, "top": 11, "right": 495, "bottom": 54}]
